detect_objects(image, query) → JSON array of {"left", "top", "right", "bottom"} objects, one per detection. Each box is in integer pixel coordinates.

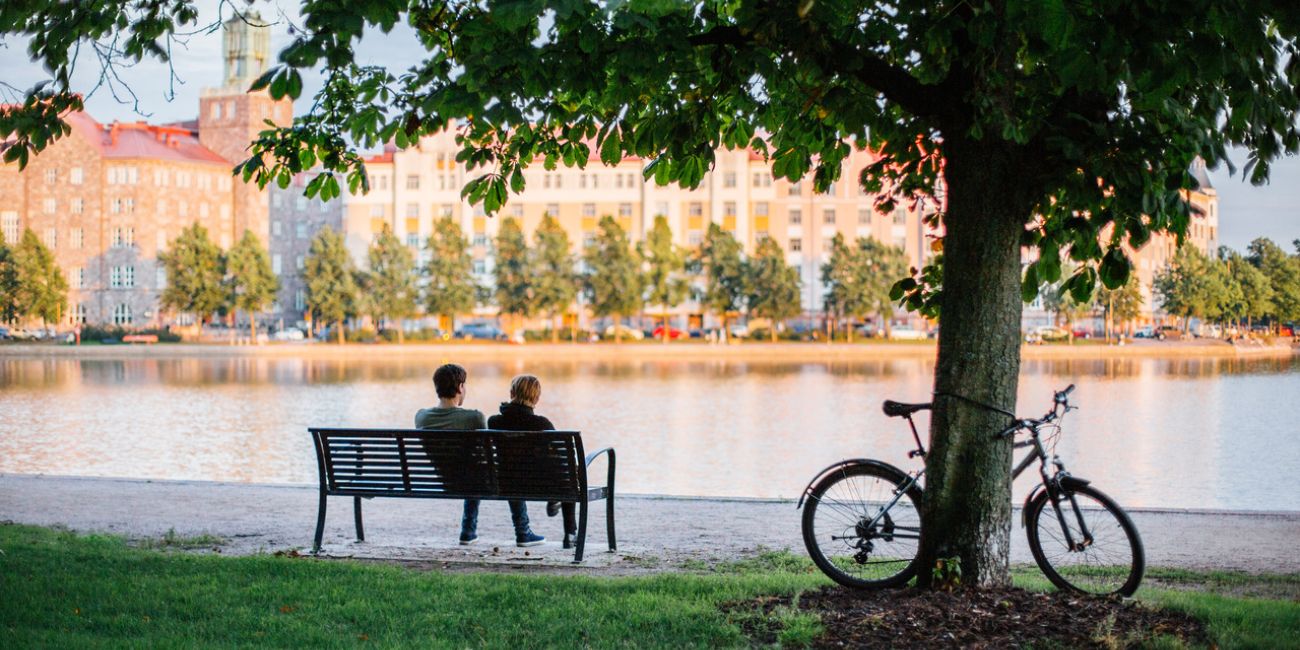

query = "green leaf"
[
  {"left": 1021, "top": 263, "right": 1040, "bottom": 302},
  {"left": 248, "top": 67, "right": 279, "bottom": 92},
  {"left": 1098, "top": 249, "right": 1131, "bottom": 289}
]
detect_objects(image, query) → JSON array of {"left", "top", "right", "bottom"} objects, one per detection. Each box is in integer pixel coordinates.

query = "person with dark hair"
[
  {"left": 415, "top": 363, "right": 544, "bottom": 547},
  {"left": 487, "top": 374, "right": 577, "bottom": 547}
]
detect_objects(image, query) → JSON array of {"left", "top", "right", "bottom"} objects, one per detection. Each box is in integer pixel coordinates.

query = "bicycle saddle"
[{"left": 882, "top": 400, "right": 932, "bottom": 418}]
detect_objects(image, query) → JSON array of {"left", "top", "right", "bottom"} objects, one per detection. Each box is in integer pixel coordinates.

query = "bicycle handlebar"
[{"left": 995, "top": 385, "right": 1075, "bottom": 439}]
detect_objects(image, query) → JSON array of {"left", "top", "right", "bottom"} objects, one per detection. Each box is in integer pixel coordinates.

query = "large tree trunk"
[{"left": 917, "top": 141, "right": 1027, "bottom": 589}]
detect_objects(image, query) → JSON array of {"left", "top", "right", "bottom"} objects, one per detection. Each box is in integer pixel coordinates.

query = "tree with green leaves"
[
  {"left": 0, "top": 231, "right": 19, "bottom": 324},
  {"left": 12, "top": 0, "right": 1300, "bottom": 588},
  {"left": 746, "top": 237, "right": 802, "bottom": 342},
  {"left": 1154, "top": 246, "right": 1236, "bottom": 330},
  {"left": 303, "top": 227, "right": 358, "bottom": 344},
  {"left": 159, "top": 222, "right": 226, "bottom": 325},
  {"left": 821, "top": 234, "right": 869, "bottom": 342},
  {"left": 1222, "top": 248, "right": 1274, "bottom": 330},
  {"left": 1094, "top": 282, "right": 1144, "bottom": 340},
  {"left": 531, "top": 214, "right": 578, "bottom": 343},
  {"left": 1247, "top": 238, "right": 1300, "bottom": 331},
  {"left": 424, "top": 217, "right": 478, "bottom": 333},
  {"left": 367, "top": 224, "right": 418, "bottom": 343},
  {"left": 695, "top": 223, "right": 746, "bottom": 343},
  {"left": 12, "top": 228, "right": 67, "bottom": 326},
  {"left": 583, "top": 216, "right": 642, "bottom": 343},
  {"left": 224, "top": 230, "right": 279, "bottom": 342},
  {"left": 858, "top": 238, "right": 910, "bottom": 339},
  {"left": 641, "top": 215, "right": 689, "bottom": 343},
  {"left": 493, "top": 217, "right": 533, "bottom": 336}
]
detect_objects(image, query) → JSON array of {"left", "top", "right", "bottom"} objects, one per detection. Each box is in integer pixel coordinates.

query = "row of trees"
[
  {"left": 0, "top": 229, "right": 68, "bottom": 327},
  {"left": 296, "top": 214, "right": 809, "bottom": 344},
  {"left": 157, "top": 224, "right": 280, "bottom": 339},
  {"left": 1154, "top": 238, "right": 1300, "bottom": 333}
]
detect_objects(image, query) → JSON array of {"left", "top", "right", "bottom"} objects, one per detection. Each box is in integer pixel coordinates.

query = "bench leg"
[
  {"left": 573, "top": 500, "right": 589, "bottom": 563},
  {"left": 607, "top": 488, "right": 616, "bottom": 552},
  {"left": 313, "top": 491, "right": 327, "bottom": 553},
  {"left": 353, "top": 496, "right": 365, "bottom": 542}
]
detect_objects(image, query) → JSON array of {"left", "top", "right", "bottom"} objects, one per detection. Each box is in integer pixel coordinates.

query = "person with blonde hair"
[{"left": 488, "top": 374, "right": 577, "bottom": 546}]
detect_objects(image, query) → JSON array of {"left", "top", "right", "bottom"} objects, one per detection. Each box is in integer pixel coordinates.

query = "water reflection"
[{"left": 1, "top": 354, "right": 1296, "bottom": 511}]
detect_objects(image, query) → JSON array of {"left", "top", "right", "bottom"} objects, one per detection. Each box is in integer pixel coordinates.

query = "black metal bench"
[{"left": 308, "top": 428, "right": 616, "bottom": 562}]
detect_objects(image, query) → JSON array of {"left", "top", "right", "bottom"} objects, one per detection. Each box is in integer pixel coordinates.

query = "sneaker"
[
  {"left": 546, "top": 501, "right": 561, "bottom": 517},
  {"left": 459, "top": 533, "right": 479, "bottom": 545},
  {"left": 515, "top": 530, "right": 545, "bottom": 547}
]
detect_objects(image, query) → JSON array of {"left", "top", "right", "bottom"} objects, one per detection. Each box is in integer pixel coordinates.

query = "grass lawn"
[{"left": 2, "top": 524, "right": 1297, "bottom": 648}]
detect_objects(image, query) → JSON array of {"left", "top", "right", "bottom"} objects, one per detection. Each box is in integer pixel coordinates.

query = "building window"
[
  {"left": 43, "top": 198, "right": 56, "bottom": 214},
  {"left": 756, "top": 231, "right": 769, "bottom": 242},
  {"left": 789, "top": 238, "right": 802, "bottom": 252},
  {"left": 614, "top": 174, "right": 623, "bottom": 189},
  {"left": 440, "top": 204, "right": 454, "bottom": 218},
  {"left": 369, "top": 204, "right": 385, "bottom": 218},
  {"left": 724, "top": 202, "right": 737, "bottom": 217},
  {"left": 789, "top": 209, "right": 802, "bottom": 225},
  {"left": 294, "top": 290, "right": 306, "bottom": 311},
  {"left": 43, "top": 228, "right": 56, "bottom": 249},
  {"left": 510, "top": 204, "right": 524, "bottom": 218},
  {"left": 755, "top": 202, "right": 769, "bottom": 216},
  {"left": 406, "top": 175, "right": 420, "bottom": 190},
  {"left": 125, "top": 198, "right": 134, "bottom": 214},
  {"left": 126, "top": 167, "right": 138, "bottom": 185},
  {"left": 70, "top": 167, "right": 83, "bottom": 185},
  {"left": 688, "top": 231, "right": 703, "bottom": 246},
  {"left": 473, "top": 259, "right": 487, "bottom": 274},
  {"left": 110, "top": 266, "right": 122, "bottom": 288},
  {"left": 582, "top": 203, "right": 596, "bottom": 217},
  {"left": 156, "top": 169, "right": 170, "bottom": 186},
  {"left": 789, "top": 182, "right": 802, "bottom": 196},
  {"left": 752, "top": 172, "right": 772, "bottom": 187},
  {"left": 178, "top": 201, "right": 189, "bottom": 217},
  {"left": 723, "top": 172, "right": 737, "bottom": 188},
  {"left": 588, "top": 174, "right": 598, "bottom": 189},
  {"left": 823, "top": 209, "right": 836, "bottom": 225},
  {"left": 1, "top": 212, "right": 18, "bottom": 243},
  {"left": 296, "top": 223, "right": 307, "bottom": 239},
  {"left": 296, "top": 255, "right": 304, "bottom": 270},
  {"left": 407, "top": 234, "right": 420, "bottom": 248},
  {"left": 547, "top": 174, "right": 556, "bottom": 189},
  {"left": 125, "top": 227, "right": 135, "bottom": 247},
  {"left": 44, "top": 168, "right": 57, "bottom": 184},
  {"left": 689, "top": 203, "right": 703, "bottom": 217},
  {"left": 583, "top": 232, "right": 597, "bottom": 248},
  {"left": 71, "top": 228, "right": 83, "bottom": 250},
  {"left": 406, "top": 203, "right": 420, "bottom": 218},
  {"left": 113, "top": 304, "right": 132, "bottom": 326},
  {"left": 199, "top": 203, "right": 210, "bottom": 218},
  {"left": 655, "top": 202, "right": 669, "bottom": 217},
  {"left": 858, "top": 209, "right": 871, "bottom": 225},
  {"left": 73, "top": 304, "right": 87, "bottom": 325},
  {"left": 473, "top": 234, "right": 489, "bottom": 247},
  {"left": 545, "top": 203, "right": 559, "bottom": 216},
  {"left": 71, "top": 198, "right": 83, "bottom": 214},
  {"left": 70, "top": 267, "right": 83, "bottom": 289},
  {"left": 619, "top": 203, "right": 633, "bottom": 217},
  {"left": 156, "top": 267, "right": 166, "bottom": 289},
  {"left": 272, "top": 221, "right": 282, "bottom": 237},
  {"left": 270, "top": 255, "right": 282, "bottom": 275},
  {"left": 893, "top": 208, "right": 907, "bottom": 225},
  {"left": 112, "top": 228, "right": 123, "bottom": 248}
]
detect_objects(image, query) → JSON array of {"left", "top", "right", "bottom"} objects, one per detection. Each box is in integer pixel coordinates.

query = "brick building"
[
  {"left": 0, "top": 13, "right": 290, "bottom": 327},
  {"left": 268, "top": 171, "right": 343, "bottom": 328}
]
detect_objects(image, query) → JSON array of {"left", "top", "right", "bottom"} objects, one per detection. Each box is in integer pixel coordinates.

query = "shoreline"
[{"left": 1, "top": 339, "right": 1295, "bottom": 361}]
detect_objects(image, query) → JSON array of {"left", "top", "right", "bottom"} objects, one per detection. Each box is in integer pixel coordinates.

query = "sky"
[{"left": 1, "top": 0, "right": 1295, "bottom": 252}]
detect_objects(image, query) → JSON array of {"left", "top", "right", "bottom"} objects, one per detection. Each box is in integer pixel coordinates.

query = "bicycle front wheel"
[
  {"left": 1025, "top": 483, "right": 1145, "bottom": 596},
  {"left": 801, "top": 463, "right": 923, "bottom": 589}
]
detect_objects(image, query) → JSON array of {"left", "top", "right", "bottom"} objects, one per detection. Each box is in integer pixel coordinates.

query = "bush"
[
  {"left": 79, "top": 325, "right": 182, "bottom": 343},
  {"left": 344, "top": 327, "right": 379, "bottom": 343}
]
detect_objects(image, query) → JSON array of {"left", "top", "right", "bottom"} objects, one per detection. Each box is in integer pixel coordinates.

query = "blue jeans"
[{"left": 462, "top": 499, "right": 530, "bottom": 537}]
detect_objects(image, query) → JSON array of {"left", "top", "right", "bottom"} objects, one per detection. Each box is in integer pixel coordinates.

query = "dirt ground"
[{"left": 2, "top": 474, "right": 1298, "bottom": 575}]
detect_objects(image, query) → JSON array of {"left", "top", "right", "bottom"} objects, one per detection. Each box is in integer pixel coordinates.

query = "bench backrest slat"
[{"left": 310, "top": 428, "right": 585, "bottom": 500}]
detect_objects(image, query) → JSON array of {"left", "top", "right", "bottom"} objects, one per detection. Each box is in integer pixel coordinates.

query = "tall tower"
[{"left": 198, "top": 11, "right": 293, "bottom": 247}]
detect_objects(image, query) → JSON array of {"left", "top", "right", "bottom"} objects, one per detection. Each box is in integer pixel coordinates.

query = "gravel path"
[{"left": 3, "top": 474, "right": 1297, "bottom": 575}]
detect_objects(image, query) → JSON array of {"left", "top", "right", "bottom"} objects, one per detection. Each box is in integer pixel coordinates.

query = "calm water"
[{"left": 1, "top": 353, "right": 1297, "bottom": 511}]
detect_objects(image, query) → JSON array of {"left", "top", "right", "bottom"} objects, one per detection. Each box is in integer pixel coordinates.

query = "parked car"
[
  {"left": 1033, "top": 326, "right": 1071, "bottom": 342},
  {"left": 1157, "top": 325, "right": 1183, "bottom": 341},
  {"left": 888, "top": 327, "right": 930, "bottom": 341},
  {"left": 271, "top": 327, "right": 306, "bottom": 341},
  {"left": 1133, "top": 326, "right": 1157, "bottom": 339},
  {"left": 652, "top": 325, "right": 687, "bottom": 340},
  {"left": 602, "top": 324, "right": 645, "bottom": 341},
  {"left": 456, "top": 323, "right": 507, "bottom": 341},
  {"left": 1070, "top": 327, "right": 1092, "bottom": 339},
  {"left": 729, "top": 324, "right": 749, "bottom": 339},
  {"left": 0, "top": 326, "right": 9, "bottom": 340}
]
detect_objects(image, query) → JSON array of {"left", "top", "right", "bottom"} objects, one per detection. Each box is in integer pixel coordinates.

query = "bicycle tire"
[
  {"left": 801, "top": 463, "right": 923, "bottom": 589},
  {"left": 1025, "top": 483, "right": 1145, "bottom": 596}
]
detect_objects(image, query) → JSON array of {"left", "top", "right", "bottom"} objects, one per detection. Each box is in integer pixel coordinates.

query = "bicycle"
[{"left": 798, "top": 385, "right": 1145, "bottom": 596}]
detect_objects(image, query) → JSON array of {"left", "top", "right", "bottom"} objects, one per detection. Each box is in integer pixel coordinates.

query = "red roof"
[{"left": 65, "top": 112, "right": 229, "bottom": 166}]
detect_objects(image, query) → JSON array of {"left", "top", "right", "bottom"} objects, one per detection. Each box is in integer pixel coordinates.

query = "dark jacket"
[{"left": 488, "top": 402, "right": 555, "bottom": 431}]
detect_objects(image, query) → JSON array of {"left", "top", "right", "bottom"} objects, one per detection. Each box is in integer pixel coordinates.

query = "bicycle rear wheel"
[
  {"left": 801, "top": 463, "right": 922, "bottom": 589},
  {"left": 1025, "top": 483, "right": 1145, "bottom": 596}
]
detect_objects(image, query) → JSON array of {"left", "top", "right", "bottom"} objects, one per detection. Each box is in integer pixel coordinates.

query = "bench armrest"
[{"left": 584, "top": 447, "right": 616, "bottom": 492}]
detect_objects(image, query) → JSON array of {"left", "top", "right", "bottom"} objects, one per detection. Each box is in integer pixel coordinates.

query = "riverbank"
[
  {"left": 3, "top": 474, "right": 1297, "bottom": 574},
  {"left": 1, "top": 338, "right": 1294, "bottom": 361}
]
